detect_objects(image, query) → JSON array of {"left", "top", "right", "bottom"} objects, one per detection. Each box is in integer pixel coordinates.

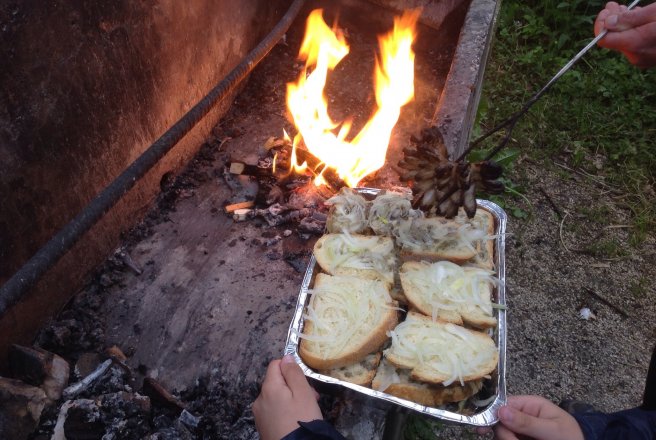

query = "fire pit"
[{"left": 0, "top": 0, "right": 500, "bottom": 437}]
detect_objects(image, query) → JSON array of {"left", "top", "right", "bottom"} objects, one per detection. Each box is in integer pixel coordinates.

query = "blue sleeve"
[
  {"left": 573, "top": 407, "right": 656, "bottom": 440},
  {"left": 281, "top": 420, "right": 347, "bottom": 440}
]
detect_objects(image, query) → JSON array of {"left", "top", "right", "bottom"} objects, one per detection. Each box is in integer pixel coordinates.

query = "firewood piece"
[
  {"left": 233, "top": 208, "right": 252, "bottom": 221},
  {"left": 290, "top": 148, "right": 346, "bottom": 191},
  {"left": 142, "top": 377, "right": 185, "bottom": 414},
  {"left": 228, "top": 161, "right": 271, "bottom": 177},
  {"left": 224, "top": 201, "right": 255, "bottom": 213}
]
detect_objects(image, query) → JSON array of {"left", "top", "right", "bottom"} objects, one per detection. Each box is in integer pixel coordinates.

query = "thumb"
[
  {"left": 605, "top": 5, "right": 656, "bottom": 31},
  {"left": 498, "top": 406, "right": 555, "bottom": 440},
  {"left": 280, "top": 355, "right": 315, "bottom": 398}
]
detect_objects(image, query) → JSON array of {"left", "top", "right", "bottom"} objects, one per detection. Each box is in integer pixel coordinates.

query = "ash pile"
[
  {"left": 223, "top": 136, "right": 337, "bottom": 238},
  {"left": 1, "top": 271, "right": 259, "bottom": 440}
]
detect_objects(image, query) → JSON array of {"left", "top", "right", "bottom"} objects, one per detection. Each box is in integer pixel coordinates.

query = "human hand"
[
  {"left": 477, "top": 395, "right": 584, "bottom": 440},
  {"left": 253, "top": 355, "right": 323, "bottom": 440},
  {"left": 594, "top": 1, "right": 656, "bottom": 68}
]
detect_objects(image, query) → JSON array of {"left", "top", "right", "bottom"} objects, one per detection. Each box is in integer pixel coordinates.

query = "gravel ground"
[{"left": 420, "top": 152, "right": 656, "bottom": 439}]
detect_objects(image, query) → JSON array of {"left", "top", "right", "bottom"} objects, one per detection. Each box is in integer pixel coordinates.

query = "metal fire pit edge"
[
  {"left": 434, "top": 0, "right": 502, "bottom": 160},
  {"left": 284, "top": 196, "right": 508, "bottom": 428}
]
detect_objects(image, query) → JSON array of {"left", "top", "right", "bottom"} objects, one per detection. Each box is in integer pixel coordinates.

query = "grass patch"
[
  {"left": 577, "top": 204, "right": 614, "bottom": 224},
  {"left": 476, "top": 0, "right": 656, "bottom": 240},
  {"left": 583, "top": 238, "right": 628, "bottom": 259},
  {"left": 629, "top": 276, "right": 649, "bottom": 298}
]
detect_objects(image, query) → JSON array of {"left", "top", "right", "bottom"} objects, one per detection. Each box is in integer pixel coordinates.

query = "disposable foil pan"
[{"left": 284, "top": 190, "right": 507, "bottom": 427}]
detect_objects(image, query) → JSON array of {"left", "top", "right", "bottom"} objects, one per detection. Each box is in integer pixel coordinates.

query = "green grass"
[
  {"left": 629, "top": 275, "right": 649, "bottom": 298},
  {"left": 475, "top": 0, "right": 656, "bottom": 241}
]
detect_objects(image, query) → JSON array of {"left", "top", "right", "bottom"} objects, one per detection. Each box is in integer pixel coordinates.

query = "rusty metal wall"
[{"left": 0, "top": 0, "right": 287, "bottom": 366}]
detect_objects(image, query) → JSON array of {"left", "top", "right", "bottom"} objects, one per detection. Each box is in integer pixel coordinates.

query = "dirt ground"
[{"left": 503, "top": 157, "right": 655, "bottom": 412}]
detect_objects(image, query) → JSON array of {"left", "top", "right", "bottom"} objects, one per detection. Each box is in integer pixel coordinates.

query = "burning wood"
[
  {"left": 224, "top": 200, "right": 255, "bottom": 214},
  {"left": 285, "top": 9, "right": 419, "bottom": 188},
  {"left": 223, "top": 9, "right": 422, "bottom": 232}
]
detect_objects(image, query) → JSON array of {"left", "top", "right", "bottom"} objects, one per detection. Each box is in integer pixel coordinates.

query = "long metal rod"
[
  {"left": 459, "top": 0, "right": 641, "bottom": 161},
  {"left": 0, "top": 0, "right": 306, "bottom": 316}
]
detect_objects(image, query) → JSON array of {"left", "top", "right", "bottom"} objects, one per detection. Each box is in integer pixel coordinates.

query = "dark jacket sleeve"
[
  {"left": 281, "top": 420, "right": 347, "bottom": 440},
  {"left": 573, "top": 407, "right": 656, "bottom": 440}
]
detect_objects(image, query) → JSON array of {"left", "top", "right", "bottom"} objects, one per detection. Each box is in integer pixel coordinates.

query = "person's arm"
[
  {"left": 594, "top": 1, "right": 656, "bottom": 68},
  {"left": 253, "top": 355, "right": 346, "bottom": 440},
  {"left": 573, "top": 407, "right": 656, "bottom": 440}
]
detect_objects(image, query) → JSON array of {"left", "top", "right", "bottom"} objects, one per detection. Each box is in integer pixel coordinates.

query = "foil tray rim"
[{"left": 284, "top": 192, "right": 507, "bottom": 427}]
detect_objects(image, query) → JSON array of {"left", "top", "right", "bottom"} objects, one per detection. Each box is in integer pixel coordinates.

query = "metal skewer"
[{"left": 459, "top": 0, "right": 642, "bottom": 161}]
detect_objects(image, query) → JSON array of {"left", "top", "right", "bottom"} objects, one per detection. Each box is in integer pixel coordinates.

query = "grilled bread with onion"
[
  {"left": 320, "top": 352, "right": 382, "bottom": 387},
  {"left": 400, "top": 261, "right": 497, "bottom": 329},
  {"left": 325, "top": 187, "right": 370, "bottom": 234},
  {"left": 372, "top": 358, "right": 483, "bottom": 406},
  {"left": 313, "top": 233, "right": 396, "bottom": 285},
  {"left": 453, "top": 209, "right": 495, "bottom": 270},
  {"left": 394, "top": 217, "right": 483, "bottom": 264},
  {"left": 385, "top": 312, "right": 497, "bottom": 386},
  {"left": 299, "top": 274, "right": 399, "bottom": 370}
]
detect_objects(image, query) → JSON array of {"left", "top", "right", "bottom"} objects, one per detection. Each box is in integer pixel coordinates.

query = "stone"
[
  {"left": 8, "top": 345, "right": 70, "bottom": 401},
  {"left": 8, "top": 345, "right": 50, "bottom": 386},
  {"left": 178, "top": 409, "right": 200, "bottom": 429},
  {"left": 0, "top": 376, "right": 49, "bottom": 439},
  {"left": 43, "top": 355, "right": 70, "bottom": 401}
]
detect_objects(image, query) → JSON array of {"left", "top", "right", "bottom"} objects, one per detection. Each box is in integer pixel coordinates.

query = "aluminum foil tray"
[{"left": 284, "top": 190, "right": 507, "bottom": 427}]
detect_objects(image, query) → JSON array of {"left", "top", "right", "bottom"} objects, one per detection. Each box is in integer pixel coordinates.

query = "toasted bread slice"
[
  {"left": 394, "top": 217, "right": 484, "bottom": 264},
  {"left": 320, "top": 352, "right": 382, "bottom": 387},
  {"left": 325, "top": 188, "right": 370, "bottom": 234},
  {"left": 299, "top": 274, "right": 399, "bottom": 370},
  {"left": 313, "top": 233, "right": 396, "bottom": 285},
  {"left": 372, "top": 358, "right": 483, "bottom": 407},
  {"left": 368, "top": 191, "right": 422, "bottom": 237},
  {"left": 400, "top": 261, "right": 497, "bottom": 328},
  {"left": 454, "top": 209, "right": 495, "bottom": 270},
  {"left": 385, "top": 312, "right": 498, "bottom": 386}
]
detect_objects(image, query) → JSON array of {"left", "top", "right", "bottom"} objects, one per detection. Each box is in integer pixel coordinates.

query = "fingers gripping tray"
[{"left": 284, "top": 192, "right": 507, "bottom": 427}]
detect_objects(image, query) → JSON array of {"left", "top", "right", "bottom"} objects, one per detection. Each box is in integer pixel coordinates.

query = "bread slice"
[
  {"left": 394, "top": 217, "right": 485, "bottom": 264},
  {"left": 325, "top": 188, "right": 370, "bottom": 234},
  {"left": 400, "top": 261, "right": 497, "bottom": 328},
  {"left": 384, "top": 312, "right": 498, "bottom": 386},
  {"left": 313, "top": 233, "right": 396, "bottom": 285},
  {"left": 453, "top": 209, "right": 495, "bottom": 270},
  {"left": 320, "top": 352, "right": 382, "bottom": 387},
  {"left": 299, "top": 274, "right": 399, "bottom": 370},
  {"left": 372, "top": 358, "right": 483, "bottom": 407}
]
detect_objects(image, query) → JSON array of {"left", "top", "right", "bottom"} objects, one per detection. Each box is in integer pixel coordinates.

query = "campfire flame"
[{"left": 286, "top": 9, "right": 419, "bottom": 187}]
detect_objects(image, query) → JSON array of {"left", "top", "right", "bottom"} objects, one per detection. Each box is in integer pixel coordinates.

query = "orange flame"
[{"left": 287, "top": 9, "right": 418, "bottom": 187}]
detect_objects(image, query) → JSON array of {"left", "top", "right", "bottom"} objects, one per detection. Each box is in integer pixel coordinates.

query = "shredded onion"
[
  {"left": 368, "top": 192, "right": 422, "bottom": 236},
  {"left": 384, "top": 314, "right": 497, "bottom": 384},
  {"left": 326, "top": 188, "right": 369, "bottom": 234},
  {"left": 299, "top": 275, "right": 395, "bottom": 360},
  {"left": 400, "top": 261, "right": 498, "bottom": 325}
]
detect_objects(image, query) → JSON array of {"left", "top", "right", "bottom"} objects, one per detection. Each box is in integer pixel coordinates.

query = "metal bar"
[{"left": 0, "top": 0, "right": 306, "bottom": 316}]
